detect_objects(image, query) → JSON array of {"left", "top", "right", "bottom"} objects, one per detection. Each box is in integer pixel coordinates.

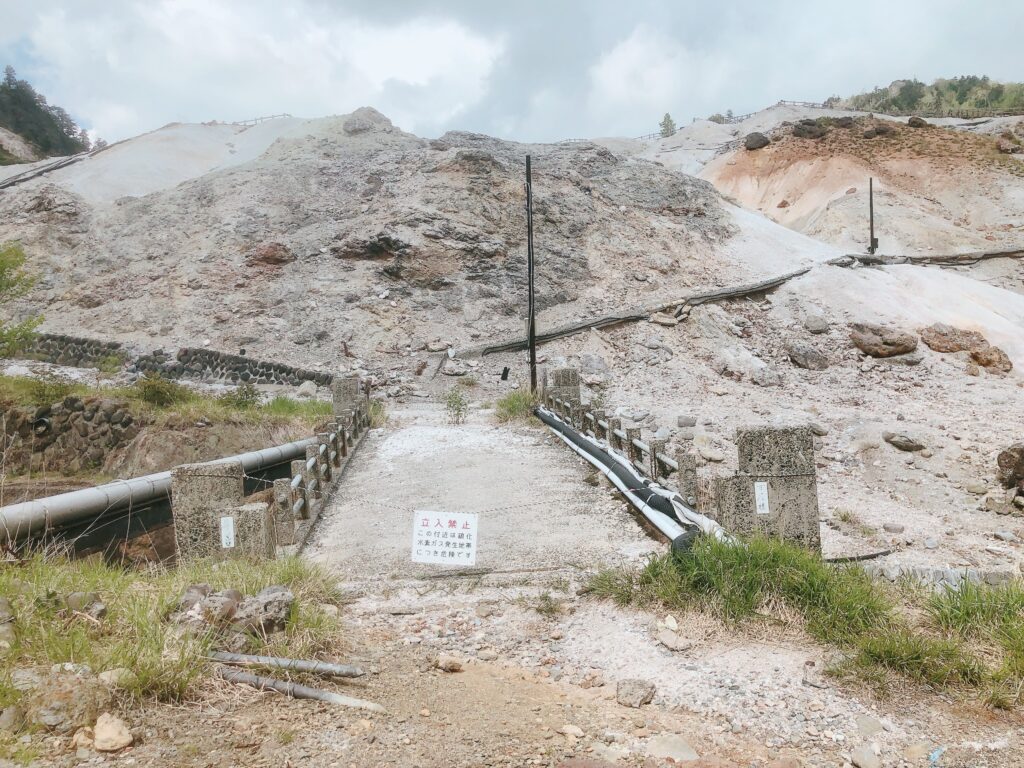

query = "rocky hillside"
[
  {"left": 0, "top": 108, "right": 769, "bottom": 379},
  {"left": 701, "top": 114, "right": 1024, "bottom": 257},
  {"left": 829, "top": 75, "right": 1024, "bottom": 115}
]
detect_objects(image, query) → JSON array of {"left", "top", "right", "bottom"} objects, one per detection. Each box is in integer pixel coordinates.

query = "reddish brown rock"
[
  {"left": 998, "top": 443, "right": 1024, "bottom": 490},
  {"left": 970, "top": 345, "right": 1013, "bottom": 373},
  {"left": 246, "top": 241, "right": 295, "bottom": 265},
  {"left": 850, "top": 323, "right": 917, "bottom": 358},
  {"left": 919, "top": 323, "right": 986, "bottom": 353}
]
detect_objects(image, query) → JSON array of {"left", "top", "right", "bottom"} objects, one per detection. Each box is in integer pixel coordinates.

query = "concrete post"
[
  {"left": 305, "top": 445, "right": 323, "bottom": 512},
  {"left": 219, "top": 503, "right": 277, "bottom": 560},
  {"left": 607, "top": 417, "right": 622, "bottom": 452},
  {"left": 593, "top": 410, "right": 607, "bottom": 442},
  {"left": 329, "top": 423, "right": 342, "bottom": 469},
  {"left": 649, "top": 438, "right": 667, "bottom": 481},
  {"left": 675, "top": 449, "right": 698, "bottom": 507},
  {"left": 291, "top": 458, "right": 309, "bottom": 520},
  {"left": 624, "top": 427, "right": 641, "bottom": 467},
  {"left": 332, "top": 375, "right": 361, "bottom": 419},
  {"left": 339, "top": 426, "right": 349, "bottom": 458},
  {"left": 317, "top": 432, "right": 332, "bottom": 484},
  {"left": 715, "top": 426, "right": 820, "bottom": 551},
  {"left": 548, "top": 368, "right": 581, "bottom": 413},
  {"left": 170, "top": 461, "right": 245, "bottom": 563},
  {"left": 273, "top": 478, "right": 295, "bottom": 545}
]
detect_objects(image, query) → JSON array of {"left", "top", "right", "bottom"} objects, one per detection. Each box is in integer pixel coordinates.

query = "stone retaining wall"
[
  {"left": 1, "top": 396, "right": 141, "bottom": 473},
  {"left": 20, "top": 334, "right": 124, "bottom": 369},
  {"left": 8, "top": 333, "right": 332, "bottom": 388},
  {"left": 131, "top": 348, "right": 333, "bottom": 387}
]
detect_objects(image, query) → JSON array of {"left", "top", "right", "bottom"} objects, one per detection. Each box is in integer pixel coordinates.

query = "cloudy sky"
[{"left": 2, "top": 0, "right": 1022, "bottom": 143}]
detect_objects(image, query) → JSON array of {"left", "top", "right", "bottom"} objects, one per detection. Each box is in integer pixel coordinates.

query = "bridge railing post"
[
  {"left": 649, "top": 438, "right": 667, "bottom": 482},
  {"left": 291, "top": 458, "right": 309, "bottom": 520},
  {"left": 624, "top": 427, "right": 641, "bottom": 468}
]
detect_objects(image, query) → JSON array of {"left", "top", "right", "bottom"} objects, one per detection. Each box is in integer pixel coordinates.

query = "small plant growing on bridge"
[
  {"left": 445, "top": 387, "right": 469, "bottom": 425},
  {"left": 495, "top": 389, "right": 537, "bottom": 424},
  {"left": 0, "top": 242, "right": 42, "bottom": 357}
]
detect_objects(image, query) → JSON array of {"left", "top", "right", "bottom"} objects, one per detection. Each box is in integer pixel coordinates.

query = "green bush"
[
  {"left": 217, "top": 382, "right": 262, "bottom": 410},
  {"left": 27, "top": 376, "right": 76, "bottom": 407},
  {"left": 134, "top": 373, "right": 192, "bottom": 407},
  {"left": 96, "top": 353, "right": 125, "bottom": 375}
]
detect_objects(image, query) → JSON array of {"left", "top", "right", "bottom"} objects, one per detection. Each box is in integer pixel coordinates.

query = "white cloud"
[
  {"left": 16, "top": 0, "right": 504, "bottom": 140},
  {"left": 586, "top": 24, "right": 736, "bottom": 135}
]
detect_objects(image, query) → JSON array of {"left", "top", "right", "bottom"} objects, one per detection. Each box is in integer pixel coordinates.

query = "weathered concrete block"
[
  {"left": 332, "top": 375, "right": 362, "bottom": 417},
  {"left": 272, "top": 478, "right": 295, "bottom": 545},
  {"left": 170, "top": 461, "right": 245, "bottom": 562},
  {"left": 737, "top": 426, "right": 815, "bottom": 476},
  {"left": 675, "top": 450, "right": 698, "bottom": 507},
  {"left": 714, "top": 473, "right": 820, "bottom": 551},
  {"left": 546, "top": 368, "right": 581, "bottom": 408},
  {"left": 220, "top": 502, "right": 277, "bottom": 560}
]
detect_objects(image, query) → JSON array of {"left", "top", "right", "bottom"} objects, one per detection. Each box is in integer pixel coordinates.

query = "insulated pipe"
[
  {"left": 0, "top": 437, "right": 319, "bottom": 541},
  {"left": 535, "top": 406, "right": 731, "bottom": 548}
]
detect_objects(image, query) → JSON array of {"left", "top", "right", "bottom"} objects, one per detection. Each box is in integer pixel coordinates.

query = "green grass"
[
  {"left": 445, "top": 387, "right": 469, "bottom": 425},
  {"left": 494, "top": 389, "right": 537, "bottom": 424},
  {"left": 0, "top": 554, "right": 343, "bottom": 708},
  {"left": 368, "top": 399, "right": 388, "bottom": 428},
  {"left": 0, "top": 373, "right": 330, "bottom": 430},
  {"left": 590, "top": 536, "right": 1024, "bottom": 705}
]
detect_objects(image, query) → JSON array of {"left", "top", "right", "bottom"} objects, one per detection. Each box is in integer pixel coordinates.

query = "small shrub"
[
  {"left": 854, "top": 630, "right": 984, "bottom": 687},
  {"left": 27, "top": 376, "right": 76, "bottom": 407},
  {"left": 458, "top": 376, "right": 478, "bottom": 388},
  {"left": 96, "top": 354, "right": 125, "bottom": 375},
  {"left": 134, "top": 373, "right": 192, "bottom": 407},
  {"left": 445, "top": 388, "right": 469, "bottom": 425},
  {"left": 495, "top": 389, "right": 536, "bottom": 424},
  {"left": 369, "top": 399, "right": 387, "bottom": 428},
  {"left": 218, "top": 382, "right": 262, "bottom": 410}
]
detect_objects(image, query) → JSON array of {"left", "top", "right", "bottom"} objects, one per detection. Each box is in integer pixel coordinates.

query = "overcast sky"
[{"left": 2, "top": 0, "right": 1022, "bottom": 143}]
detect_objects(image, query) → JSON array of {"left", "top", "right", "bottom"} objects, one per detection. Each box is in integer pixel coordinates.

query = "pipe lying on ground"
[
  {"left": 534, "top": 406, "right": 729, "bottom": 550},
  {"left": 209, "top": 651, "right": 365, "bottom": 678},
  {"left": 0, "top": 436, "right": 319, "bottom": 541},
  {"left": 215, "top": 665, "right": 386, "bottom": 713}
]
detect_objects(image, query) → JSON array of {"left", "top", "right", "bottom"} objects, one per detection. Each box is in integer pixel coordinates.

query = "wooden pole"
[{"left": 526, "top": 155, "right": 537, "bottom": 393}]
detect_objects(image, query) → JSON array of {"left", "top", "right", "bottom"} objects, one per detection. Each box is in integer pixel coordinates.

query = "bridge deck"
[{"left": 306, "top": 404, "right": 658, "bottom": 581}]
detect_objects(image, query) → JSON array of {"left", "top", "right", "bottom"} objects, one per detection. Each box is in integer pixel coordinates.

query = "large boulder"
[
  {"left": 997, "top": 443, "right": 1024, "bottom": 490},
  {"left": 920, "top": 323, "right": 986, "bottom": 353},
  {"left": 907, "top": 116, "right": 928, "bottom": 128},
  {"left": 744, "top": 132, "right": 770, "bottom": 150},
  {"left": 25, "top": 672, "right": 113, "bottom": 734},
  {"left": 971, "top": 345, "right": 1013, "bottom": 373},
  {"left": 792, "top": 120, "right": 827, "bottom": 139},
  {"left": 231, "top": 585, "right": 295, "bottom": 635},
  {"left": 850, "top": 323, "right": 918, "bottom": 358}
]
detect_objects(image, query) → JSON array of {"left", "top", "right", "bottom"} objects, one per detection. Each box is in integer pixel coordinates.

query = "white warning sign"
[
  {"left": 220, "top": 516, "right": 236, "bottom": 548},
  {"left": 412, "top": 510, "right": 478, "bottom": 566},
  {"left": 754, "top": 482, "right": 770, "bottom": 515}
]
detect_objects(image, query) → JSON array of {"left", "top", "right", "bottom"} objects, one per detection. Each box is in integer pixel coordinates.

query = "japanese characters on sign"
[
  {"left": 754, "top": 481, "right": 770, "bottom": 516},
  {"left": 411, "top": 510, "right": 478, "bottom": 566}
]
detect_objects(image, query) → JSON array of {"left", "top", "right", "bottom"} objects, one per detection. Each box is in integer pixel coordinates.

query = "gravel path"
[{"left": 306, "top": 403, "right": 659, "bottom": 582}]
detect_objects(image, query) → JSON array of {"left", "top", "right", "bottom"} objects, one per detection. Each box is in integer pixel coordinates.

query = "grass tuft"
[{"left": 494, "top": 389, "right": 537, "bottom": 424}]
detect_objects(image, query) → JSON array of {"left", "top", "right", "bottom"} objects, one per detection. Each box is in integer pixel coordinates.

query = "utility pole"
[
  {"left": 868, "top": 177, "right": 878, "bottom": 255},
  {"left": 526, "top": 156, "right": 538, "bottom": 393}
]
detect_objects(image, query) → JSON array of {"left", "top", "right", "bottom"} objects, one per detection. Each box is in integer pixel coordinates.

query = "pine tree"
[
  {"left": 0, "top": 242, "right": 41, "bottom": 356},
  {"left": 3, "top": 65, "right": 16, "bottom": 88},
  {"left": 659, "top": 113, "right": 677, "bottom": 138},
  {"left": 77, "top": 127, "right": 91, "bottom": 152}
]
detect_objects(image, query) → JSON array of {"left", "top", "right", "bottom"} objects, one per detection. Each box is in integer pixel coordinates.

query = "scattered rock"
[
  {"left": 558, "top": 724, "right": 585, "bottom": 738},
  {"left": 855, "top": 715, "right": 883, "bottom": 737},
  {"left": 656, "top": 628, "right": 693, "bottom": 652},
  {"left": 919, "top": 323, "right": 986, "bottom": 353},
  {"left": 476, "top": 649, "right": 498, "bottom": 661},
  {"left": 197, "top": 591, "right": 240, "bottom": 624},
  {"left": 616, "top": 678, "right": 656, "bottom": 708},
  {"left": 246, "top": 241, "right": 295, "bottom": 266},
  {"left": 850, "top": 744, "right": 881, "bottom": 768},
  {"left": 231, "top": 585, "right": 295, "bottom": 634},
  {"left": 776, "top": 199, "right": 790, "bottom": 208},
  {"left": 966, "top": 481, "right": 988, "bottom": 495},
  {"left": 93, "top": 712, "right": 133, "bottom": 752},
  {"left": 434, "top": 654, "right": 464, "bottom": 673},
  {"left": 882, "top": 432, "right": 925, "bottom": 452},
  {"left": 971, "top": 344, "right": 1013, "bottom": 373},
  {"left": 792, "top": 120, "right": 827, "bottom": 139},
  {"left": 0, "top": 705, "right": 24, "bottom": 733},
  {"left": 179, "top": 584, "right": 212, "bottom": 611},
  {"left": 997, "top": 137, "right": 1022, "bottom": 154},
  {"left": 883, "top": 523, "right": 905, "bottom": 533},
  {"left": 850, "top": 323, "right": 918, "bottom": 358},
  {"left": 649, "top": 312, "right": 678, "bottom": 327},
  {"left": 786, "top": 341, "right": 828, "bottom": 370},
  {"left": 803, "top": 313, "right": 829, "bottom": 334},
  {"left": 994, "top": 531, "right": 1019, "bottom": 543},
  {"left": 676, "top": 416, "right": 697, "bottom": 429},
  {"left": 646, "top": 734, "right": 699, "bottom": 762},
  {"left": 295, "top": 380, "right": 318, "bottom": 399},
  {"left": 744, "top": 132, "right": 770, "bottom": 150},
  {"left": 25, "top": 672, "right": 113, "bottom": 734},
  {"left": 997, "top": 443, "right": 1024, "bottom": 489},
  {"left": 907, "top": 116, "right": 928, "bottom": 128}
]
